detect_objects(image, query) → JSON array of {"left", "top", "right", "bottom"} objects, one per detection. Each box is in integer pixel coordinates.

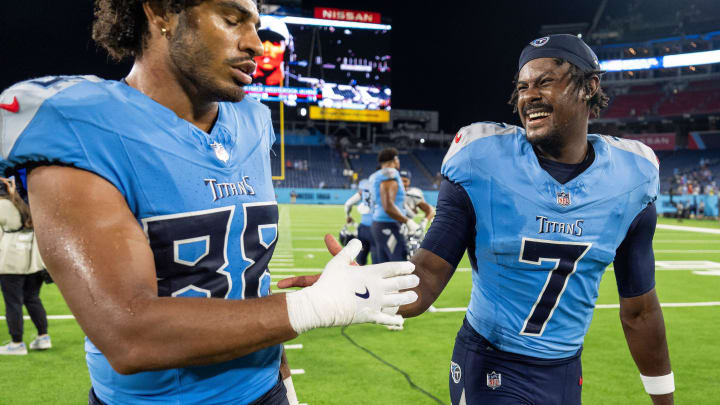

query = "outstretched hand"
[
  {"left": 284, "top": 238, "right": 419, "bottom": 333},
  {"left": 276, "top": 233, "right": 349, "bottom": 289}
]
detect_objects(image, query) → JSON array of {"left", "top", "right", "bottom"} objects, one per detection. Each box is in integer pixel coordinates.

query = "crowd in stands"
[{"left": 667, "top": 156, "right": 719, "bottom": 196}]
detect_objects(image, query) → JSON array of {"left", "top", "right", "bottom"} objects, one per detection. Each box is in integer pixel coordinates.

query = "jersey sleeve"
[
  {"left": 601, "top": 135, "right": 659, "bottom": 207},
  {"left": 613, "top": 203, "right": 657, "bottom": 298},
  {"left": 441, "top": 122, "right": 519, "bottom": 186},
  {"left": 420, "top": 179, "right": 475, "bottom": 268},
  {"left": 1, "top": 77, "right": 128, "bottom": 196},
  {"left": 380, "top": 167, "right": 399, "bottom": 182}
]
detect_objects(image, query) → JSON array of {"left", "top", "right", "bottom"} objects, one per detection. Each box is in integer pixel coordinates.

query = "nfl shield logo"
[
  {"left": 211, "top": 142, "right": 229, "bottom": 163},
  {"left": 486, "top": 371, "right": 502, "bottom": 390},
  {"left": 530, "top": 36, "right": 550, "bottom": 47},
  {"left": 557, "top": 191, "right": 571, "bottom": 207},
  {"left": 450, "top": 361, "right": 462, "bottom": 384}
]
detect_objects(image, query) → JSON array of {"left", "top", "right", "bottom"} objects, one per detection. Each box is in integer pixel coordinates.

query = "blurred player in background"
[
  {"left": 343, "top": 178, "right": 376, "bottom": 265},
  {"left": 369, "top": 148, "right": 419, "bottom": 263},
  {"left": 253, "top": 15, "right": 291, "bottom": 86},
  {"left": 400, "top": 170, "right": 435, "bottom": 235},
  {"left": 0, "top": 1, "right": 418, "bottom": 404}
]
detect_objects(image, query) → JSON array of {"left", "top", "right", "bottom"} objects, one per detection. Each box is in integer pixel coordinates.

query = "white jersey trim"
[
  {"left": 443, "top": 122, "right": 518, "bottom": 166},
  {"left": 0, "top": 75, "right": 102, "bottom": 160},
  {"left": 600, "top": 135, "right": 659, "bottom": 171}
]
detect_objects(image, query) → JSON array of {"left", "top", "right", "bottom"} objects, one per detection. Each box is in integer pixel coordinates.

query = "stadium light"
[
  {"left": 420, "top": 138, "right": 426, "bottom": 144},
  {"left": 663, "top": 49, "right": 720, "bottom": 68},
  {"left": 600, "top": 57, "right": 660, "bottom": 72},
  {"left": 599, "top": 49, "right": 720, "bottom": 72}
]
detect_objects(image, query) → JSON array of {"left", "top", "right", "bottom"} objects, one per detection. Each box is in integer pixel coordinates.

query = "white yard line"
[
  {"left": 0, "top": 315, "right": 77, "bottom": 320},
  {"left": 271, "top": 207, "right": 296, "bottom": 269},
  {"left": 656, "top": 224, "right": 720, "bottom": 235},
  {"left": 429, "top": 301, "right": 720, "bottom": 313},
  {"left": 284, "top": 344, "right": 303, "bottom": 350},
  {"left": 290, "top": 369, "right": 305, "bottom": 375}
]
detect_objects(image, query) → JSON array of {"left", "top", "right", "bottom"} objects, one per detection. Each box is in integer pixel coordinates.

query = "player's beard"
[
  {"left": 168, "top": 15, "right": 246, "bottom": 103},
  {"left": 527, "top": 128, "right": 565, "bottom": 160}
]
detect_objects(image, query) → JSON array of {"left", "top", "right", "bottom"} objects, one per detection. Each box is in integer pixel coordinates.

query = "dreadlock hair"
[{"left": 508, "top": 58, "right": 610, "bottom": 118}]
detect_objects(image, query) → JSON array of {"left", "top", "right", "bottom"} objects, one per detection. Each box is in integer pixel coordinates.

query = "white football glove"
[
  {"left": 285, "top": 239, "right": 419, "bottom": 334},
  {"left": 404, "top": 218, "right": 421, "bottom": 236}
]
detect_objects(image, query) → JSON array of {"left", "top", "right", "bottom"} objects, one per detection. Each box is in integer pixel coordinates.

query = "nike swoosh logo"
[
  {"left": 0, "top": 97, "right": 19, "bottom": 113},
  {"left": 355, "top": 287, "right": 370, "bottom": 299}
]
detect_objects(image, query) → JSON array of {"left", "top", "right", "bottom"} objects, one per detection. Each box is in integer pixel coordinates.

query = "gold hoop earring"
[{"left": 160, "top": 27, "right": 168, "bottom": 37}]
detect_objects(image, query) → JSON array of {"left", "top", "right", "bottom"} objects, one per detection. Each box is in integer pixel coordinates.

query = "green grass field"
[{"left": 1, "top": 205, "right": 719, "bottom": 404}]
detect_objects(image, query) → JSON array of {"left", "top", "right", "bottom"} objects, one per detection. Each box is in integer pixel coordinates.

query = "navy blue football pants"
[
  {"left": 450, "top": 318, "right": 582, "bottom": 405},
  {"left": 356, "top": 223, "right": 376, "bottom": 265},
  {"left": 371, "top": 221, "right": 408, "bottom": 263}
]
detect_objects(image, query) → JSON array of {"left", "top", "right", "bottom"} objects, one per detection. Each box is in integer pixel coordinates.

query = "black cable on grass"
[{"left": 341, "top": 326, "right": 445, "bottom": 405}]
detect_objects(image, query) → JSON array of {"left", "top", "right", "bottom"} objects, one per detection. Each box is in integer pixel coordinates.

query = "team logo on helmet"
[
  {"left": 557, "top": 191, "right": 571, "bottom": 207},
  {"left": 450, "top": 362, "right": 462, "bottom": 384},
  {"left": 486, "top": 371, "right": 502, "bottom": 390},
  {"left": 530, "top": 36, "right": 550, "bottom": 47}
]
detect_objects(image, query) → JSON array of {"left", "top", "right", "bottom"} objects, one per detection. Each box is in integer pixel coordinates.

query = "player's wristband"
[
  {"left": 283, "top": 376, "right": 299, "bottom": 405},
  {"left": 640, "top": 372, "right": 674, "bottom": 395}
]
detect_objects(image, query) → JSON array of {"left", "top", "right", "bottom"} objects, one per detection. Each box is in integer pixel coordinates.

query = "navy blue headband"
[{"left": 518, "top": 34, "right": 603, "bottom": 73}]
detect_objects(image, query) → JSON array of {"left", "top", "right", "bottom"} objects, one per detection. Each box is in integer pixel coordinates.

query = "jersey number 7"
[{"left": 518, "top": 238, "right": 592, "bottom": 336}]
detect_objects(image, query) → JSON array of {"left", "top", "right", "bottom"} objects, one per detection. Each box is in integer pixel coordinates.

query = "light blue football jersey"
[
  {"left": 358, "top": 178, "right": 373, "bottom": 226},
  {"left": 442, "top": 122, "right": 659, "bottom": 359},
  {"left": 0, "top": 76, "right": 281, "bottom": 404},
  {"left": 369, "top": 167, "right": 406, "bottom": 222}
]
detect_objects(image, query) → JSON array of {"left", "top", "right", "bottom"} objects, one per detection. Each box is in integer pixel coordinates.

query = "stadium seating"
[
  {"left": 657, "top": 87, "right": 720, "bottom": 117},
  {"left": 602, "top": 85, "right": 664, "bottom": 119},
  {"left": 271, "top": 145, "right": 348, "bottom": 188}
]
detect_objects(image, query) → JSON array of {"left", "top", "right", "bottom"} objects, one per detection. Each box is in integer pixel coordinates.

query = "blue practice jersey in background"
[
  {"left": 358, "top": 178, "right": 373, "bottom": 226},
  {"left": 442, "top": 122, "right": 659, "bottom": 359},
  {"left": 0, "top": 76, "right": 281, "bottom": 404},
  {"left": 369, "top": 167, "right": 406, "bottom": 223}
]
